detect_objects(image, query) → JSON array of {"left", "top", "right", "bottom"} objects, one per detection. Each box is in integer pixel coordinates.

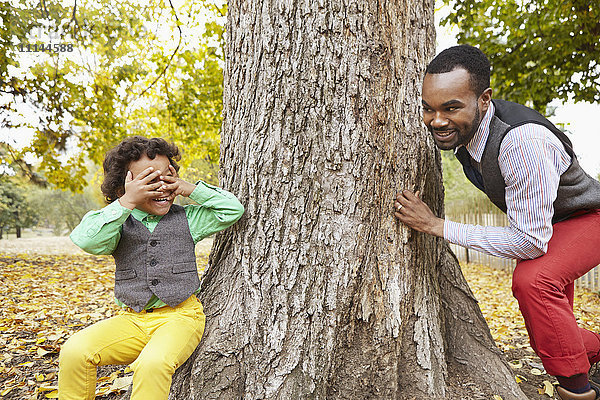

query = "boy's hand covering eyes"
[
  {"left": 119, "top": 167, "right": 165, "bottom": 210},
  {"left": 160, "top": 165, "right": 197, "bottom": 200}
]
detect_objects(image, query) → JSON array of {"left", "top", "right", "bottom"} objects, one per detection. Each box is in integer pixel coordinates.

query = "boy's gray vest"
[
  {"left": 456, "top": 99, "right": 600, "bottom": 223},
  {"left": 112, "top": 205, "right": 199, "bottom": 312}
]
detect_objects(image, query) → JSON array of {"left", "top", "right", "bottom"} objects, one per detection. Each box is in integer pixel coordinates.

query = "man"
[{"left": 394, "top": 45, "right": 600, "bottom": 400}]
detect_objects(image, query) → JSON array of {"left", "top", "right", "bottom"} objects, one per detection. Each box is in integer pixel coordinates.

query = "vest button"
[
  {"left": 150, "top": 240, "right": 158, "bottom": 247},
  {"left": 149, "top": 259, "right": 158, "bottom": 267},
  {"left": 151, "top": 279, "right": 159, "bottom": 286}
]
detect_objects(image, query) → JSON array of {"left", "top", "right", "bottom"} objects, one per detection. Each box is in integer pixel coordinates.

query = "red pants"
[{"left": 512, "top": 209, "right": 600, "bottom": 377}]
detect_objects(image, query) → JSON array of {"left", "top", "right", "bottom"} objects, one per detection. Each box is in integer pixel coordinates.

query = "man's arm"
[{"left": 396, "top": 124, "right": 570, "bottom": 260}]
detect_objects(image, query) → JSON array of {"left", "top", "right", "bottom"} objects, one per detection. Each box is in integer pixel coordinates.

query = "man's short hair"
[{"left": 425, "top": 45, "right": 491, "bottom": 96}]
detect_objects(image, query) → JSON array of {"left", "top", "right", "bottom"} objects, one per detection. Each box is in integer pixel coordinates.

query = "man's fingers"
[{"left": 125, "top": 171, "right": 133, "bottom": 183}]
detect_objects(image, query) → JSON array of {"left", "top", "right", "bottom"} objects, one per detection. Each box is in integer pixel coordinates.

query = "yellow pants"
[{"left": 58, "top": 295, "right": 205, "bottom": 400}]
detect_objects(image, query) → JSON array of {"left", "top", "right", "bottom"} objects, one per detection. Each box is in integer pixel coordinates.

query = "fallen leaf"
[
  {"left": 509, "top": 360, "right": 523, "bottom": 369},
  {"left": 531, "top": 368, "right": 543, "bottom": 375},
  {"left": 111, "top": 375, "right": 133, "bottom": 392},
  {"left": 540, "top": 380, "right": 554, "bottom": 397}
]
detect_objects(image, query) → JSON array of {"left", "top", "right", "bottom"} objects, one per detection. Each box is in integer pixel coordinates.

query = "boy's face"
[{"left": 128, "top": 154, "right": 175, "bottom": 216}]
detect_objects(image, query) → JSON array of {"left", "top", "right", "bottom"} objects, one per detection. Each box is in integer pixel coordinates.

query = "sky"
[{"left": 2, "top": 3, "right": 599, "bottom": 177}]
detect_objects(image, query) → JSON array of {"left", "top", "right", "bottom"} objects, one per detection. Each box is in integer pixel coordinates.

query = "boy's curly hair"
[{"left": 101, "top": 136, "right": 181, "bottom": 203}]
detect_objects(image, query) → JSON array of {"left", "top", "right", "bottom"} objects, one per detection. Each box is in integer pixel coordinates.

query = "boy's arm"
[
  {"left": 70, "top": 200, "right": 132, "bottom": 255},
  {"left": 185, "top": 181, "right": 245, "bottom": 242}
]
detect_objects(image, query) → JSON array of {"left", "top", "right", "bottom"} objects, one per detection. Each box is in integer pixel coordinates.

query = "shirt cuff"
[
  {"left": 190, "top": 180, "right": 233, "bottom": 204},
  {"left": 443, "top": 219, "right": 471, "bottom": 248},
  {"left": 106, "top": 200, "right": 132, "bottom": 221}
]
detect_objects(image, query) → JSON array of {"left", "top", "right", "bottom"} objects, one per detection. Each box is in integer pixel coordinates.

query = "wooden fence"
[{"left": 447, "top": 209, "right": 600, "bottom": 292}]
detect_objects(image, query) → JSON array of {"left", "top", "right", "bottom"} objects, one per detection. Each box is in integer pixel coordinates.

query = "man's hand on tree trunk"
[{"left": 394, "top": 190, "right": 444, "bottom": 237}]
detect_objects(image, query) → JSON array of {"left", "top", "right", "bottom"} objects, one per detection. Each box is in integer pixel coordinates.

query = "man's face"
[{"left": 422, "top": 68, "right": 490, "bottom": 150}]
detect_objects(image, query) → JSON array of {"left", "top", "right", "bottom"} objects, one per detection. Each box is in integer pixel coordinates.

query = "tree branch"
[{"left": 133, "top": 0, "right": 182, "bottom": 101}]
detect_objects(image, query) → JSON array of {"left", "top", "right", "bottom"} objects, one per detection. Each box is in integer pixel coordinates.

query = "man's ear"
[{"left": 479, "top": 88, "right": 493, "bottom": 112}]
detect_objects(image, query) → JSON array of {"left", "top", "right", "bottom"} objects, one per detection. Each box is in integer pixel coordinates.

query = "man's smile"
[{"left": 432, "top": 129, "right": 457, "bottom": 142}]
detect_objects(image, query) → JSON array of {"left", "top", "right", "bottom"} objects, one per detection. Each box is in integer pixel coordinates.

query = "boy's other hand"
[
  {"left": 119, "top": 167, "right": 165, "bottom": 210},
  {"left": 160, "top": 165, "right": 196, "bottom": 201}
]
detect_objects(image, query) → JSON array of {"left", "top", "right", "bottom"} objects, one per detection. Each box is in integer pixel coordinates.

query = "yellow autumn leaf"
[
  {"left": 37, "top": 347, "right": 52, "bottom": 357},
  {"left": 493, "top": 395, "right": 503, "bottom": 400},
  {"left": 45, "top": 390, "right": 59, "bottom": 399},
  {"left": 38, "top": 385, "right": 59, "bottom": 392},
  {"left": 0, "top": 387, "right": 14, "bottom": 396},
  {"left": 540, "top": 380, "right": 554, "bottom": 397}
]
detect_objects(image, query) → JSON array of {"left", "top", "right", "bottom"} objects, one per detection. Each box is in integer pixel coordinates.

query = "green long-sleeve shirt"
[{"left": 70, "top": 181, "right": 244, "bottom": 309}]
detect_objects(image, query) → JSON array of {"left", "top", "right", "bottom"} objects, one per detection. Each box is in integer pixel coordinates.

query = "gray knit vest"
[
  {"left": 477, "top": 99, "right": 600, "bottom": 223},
  {"left": 112, "top": 204, "right": 199, "bottom": 312}
]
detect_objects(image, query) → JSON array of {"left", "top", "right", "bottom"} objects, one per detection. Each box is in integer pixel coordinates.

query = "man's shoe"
[
  {"left": 590, "top": 363, "right": 600, "bottom": 387},
  {"left": 556, "top": 386, "right": 599, "bottom": 400}
]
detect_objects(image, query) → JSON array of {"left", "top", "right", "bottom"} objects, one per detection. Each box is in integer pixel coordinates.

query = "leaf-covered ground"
[
  {"left": 1, "top": 238, "right": 599, "bottom": 399},
  {"left": 462, "top": 263, "right": 600, "bottom": 400}
]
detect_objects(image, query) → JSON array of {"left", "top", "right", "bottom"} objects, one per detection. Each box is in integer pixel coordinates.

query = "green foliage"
[
  {"left": 442, "top": 0, "right": 600, "bottom": 114},
  {"left": 0, "top": 177, "right": 39, "bottom": 237},
  {"left": 441, "top": 151, "right": 496, "bottom": 216},
  {"left": 30, "top": 184, "right": 103, "bottom": 235},
  {"left": 1, "top": 0, "right": 226, "bottom": 190}
]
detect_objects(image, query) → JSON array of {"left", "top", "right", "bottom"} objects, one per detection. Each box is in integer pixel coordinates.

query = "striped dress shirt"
[{"left": 443, "top": 102, "right": 572, "bottom": 259}]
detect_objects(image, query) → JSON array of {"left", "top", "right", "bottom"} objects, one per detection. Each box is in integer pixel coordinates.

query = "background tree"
[
  {"left": 442, "top": 0, "right": 600, "bottom": 114},
  {"left": 29, "top": 183, "right": 103, "bottom": 235},
  {"left": 0, "top": 177, "right": 38, "bottom": 238},
  {"left": 1, "top": 0, "right": 225, "bottom": 190},
  {"left": 169, "top": 0, "right": 526, "bottom": 398}
]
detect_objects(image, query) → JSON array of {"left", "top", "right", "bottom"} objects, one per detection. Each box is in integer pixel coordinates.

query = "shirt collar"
[
  {"left": 131, "top": 208, "right": 162, "bottom": 223},
  {"left": 460, "top": 101, "right": 495, "bottom": 163}
]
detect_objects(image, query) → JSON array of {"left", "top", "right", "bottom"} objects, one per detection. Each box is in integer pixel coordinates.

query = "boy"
[{"left": 59, "top": 136, "right": 244, "bottom": 400}]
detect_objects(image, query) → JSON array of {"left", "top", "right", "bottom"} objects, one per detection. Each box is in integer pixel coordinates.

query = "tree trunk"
[
  {"left": 170, "top": 0, "right": 526, "bottom": 398},
  {"left": 15, "top": 225, "right": 21, "bottom": 239}
]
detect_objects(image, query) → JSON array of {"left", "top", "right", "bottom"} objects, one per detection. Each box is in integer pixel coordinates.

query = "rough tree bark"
[{"left": 170, "top": 0, "right": 527, "bottom": 398}]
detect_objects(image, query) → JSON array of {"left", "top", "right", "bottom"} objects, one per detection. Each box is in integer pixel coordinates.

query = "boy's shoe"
[{"left": 555, "top": 386, "right": 599, "bottom": 400}]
